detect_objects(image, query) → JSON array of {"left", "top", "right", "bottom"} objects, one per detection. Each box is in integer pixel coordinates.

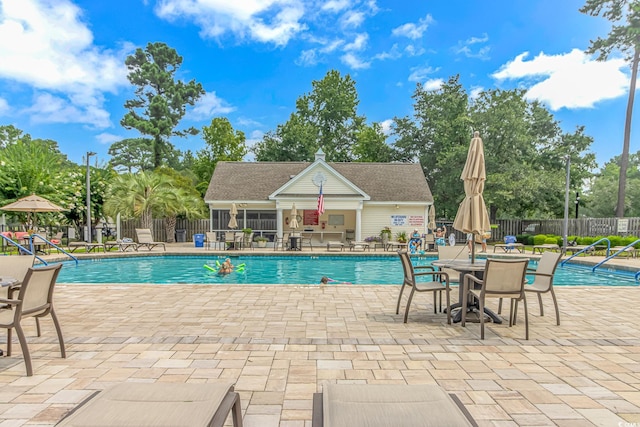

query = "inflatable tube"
[
  {"left": 236, "top": 263, "right": 246, "bottom": 272},
  {"left": 203, "top": 264, "right": 216, "bottom": 272},
  {"left": 216, "top": 260, "right": 221, "bottom": 267}
]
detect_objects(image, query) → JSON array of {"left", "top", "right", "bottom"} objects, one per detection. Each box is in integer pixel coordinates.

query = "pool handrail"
[
  {"left": 591, "top": 239, "right": 640, "bottom": 273},
  {"left": 561, "top": 238, "right": 611, "bottom": 266},
  {"left": 0, "top": 233, "right": 48, "bottom": 265},
  {"left": 29, "top": 233, "right": 78, "bottom": 265}
]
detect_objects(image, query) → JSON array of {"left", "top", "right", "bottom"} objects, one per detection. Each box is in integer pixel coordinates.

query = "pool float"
[
  {"left": 203, "top": 264, "right": 216, "bottom": 272},
  {"left": 236, "top": 263, "right": 246, "bottom": 272}
]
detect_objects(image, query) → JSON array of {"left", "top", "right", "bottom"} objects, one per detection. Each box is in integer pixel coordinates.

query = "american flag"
[{"left": 317, "top": 183, "right": 325, "bottom": 215}]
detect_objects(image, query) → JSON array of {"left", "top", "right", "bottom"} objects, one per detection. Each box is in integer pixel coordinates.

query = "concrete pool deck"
[{"left": 1, "top": 244, "right": 639, "bottom": 426}]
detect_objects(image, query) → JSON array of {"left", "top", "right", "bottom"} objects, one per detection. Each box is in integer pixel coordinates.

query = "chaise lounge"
[
  {"left": 135, "top": 228, "right": 166, "bottom": 251},
  {"left": 56, "top": 382, "right": 242, "bottom": 427},
  {"left": 312, "top": 383, "right": 477, "bottom": 427}
]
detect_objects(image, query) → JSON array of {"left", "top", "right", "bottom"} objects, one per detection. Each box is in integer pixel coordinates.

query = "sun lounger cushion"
[
  {"left": 318, "top": 384, "right": 476, "bottom": 427},
  {"left": 56, "top": 382, "right": 242, "bottom": 427}
]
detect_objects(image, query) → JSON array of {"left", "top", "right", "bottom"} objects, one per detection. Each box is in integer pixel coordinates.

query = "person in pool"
[{"left": 218, "top": 258, "right": 234, "bottom": 274}]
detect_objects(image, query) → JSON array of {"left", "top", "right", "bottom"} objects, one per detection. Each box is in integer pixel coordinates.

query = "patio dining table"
[{"left": 431, "top": 259, "right": 502, "bottom": 324}]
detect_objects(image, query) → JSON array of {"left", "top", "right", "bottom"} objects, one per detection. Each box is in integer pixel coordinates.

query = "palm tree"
[{"left": 104, "top": 171, "right": 201, "bottom": 237}]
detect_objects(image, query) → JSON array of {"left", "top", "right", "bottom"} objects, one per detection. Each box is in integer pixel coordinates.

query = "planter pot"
[{"left": 257, "top": 241, "right": 267, "bottom": 248}]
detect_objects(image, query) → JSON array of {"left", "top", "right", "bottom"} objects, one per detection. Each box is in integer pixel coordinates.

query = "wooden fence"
[{"left": 119, "top": 217, "right": 640, "bottom": 243}]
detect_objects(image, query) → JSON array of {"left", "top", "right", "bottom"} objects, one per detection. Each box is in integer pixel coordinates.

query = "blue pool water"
[{"left": 55, "top": 255, "right": 639, "bottom": 286}]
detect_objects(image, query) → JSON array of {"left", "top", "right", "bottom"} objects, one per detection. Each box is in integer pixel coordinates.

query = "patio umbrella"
[
  {"left": 289, "top": 203, "right": 299, "bottom": 230},
  {"left": 428, "top": 204, "right": 436, "bottom": 232},
  {"left": 0, "top": 194, "right": 65, "bottom": 229},
  {"left": 228, "top": 203, "right": 238, "bottom": 229},
  {"left": 453, "top": 131, "right": 491, "bottom": 263}
]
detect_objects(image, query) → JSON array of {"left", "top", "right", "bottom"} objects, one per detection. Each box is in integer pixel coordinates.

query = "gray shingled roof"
[{"left": 205, "top": 161, "right": 433, "bottom": 203}]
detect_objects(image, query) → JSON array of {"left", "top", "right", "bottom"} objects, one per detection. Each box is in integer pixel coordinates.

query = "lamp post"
[
  {"left": 575, "top": 192, "right": 580, "bottom": 219},
  {"left": 86, "top": 151, "right": 96, "bottom": 243},
  {"left": 562, "top": 156, "right": 571, "bottom": 254}
]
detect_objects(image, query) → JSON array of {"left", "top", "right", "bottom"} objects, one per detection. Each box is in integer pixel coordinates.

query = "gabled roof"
[{"left": 205, "top": 161, "right": 433, "bottom": 203}]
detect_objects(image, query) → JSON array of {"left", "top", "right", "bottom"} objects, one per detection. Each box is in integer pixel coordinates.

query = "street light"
[
  {"left": 575, "top": 192, "right": 580, "bottom": 219},
  {"left": 86, "top": 151, "right": 96, "bottom": 243}
]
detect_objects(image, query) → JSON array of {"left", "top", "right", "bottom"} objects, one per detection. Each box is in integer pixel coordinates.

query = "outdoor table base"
[
  {"left": 289, "top": 236, "right": 301, "bottom": 251},
  {"left": 432, "top": 259, "right": 503, "bottom": 325}
]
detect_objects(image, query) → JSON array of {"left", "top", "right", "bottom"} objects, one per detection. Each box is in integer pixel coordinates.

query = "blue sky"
[{"left": 0, "top": 0, "right": 632, "bottom": 167}]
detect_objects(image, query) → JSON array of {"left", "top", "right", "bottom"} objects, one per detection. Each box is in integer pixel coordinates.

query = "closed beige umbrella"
[
  {"left": 453, "top": 131, "right": 491, "bottom": 263},
  {"left": 428, "top": 204, "right": 436, "bottom": 232},
  {"left": 289, "top": 203, "right": 299, "bottom": 230},
  {"left": 228, "top": 203, "right": 238, "bottom": 229}
]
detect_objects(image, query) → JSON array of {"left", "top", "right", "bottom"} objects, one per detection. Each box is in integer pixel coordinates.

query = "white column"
[
  {"left": 355, "top": 202, "right": 363, "bottom": 241},
  {"left": 276, "top": 203, "right": 283, "bottom": 238},
  {"left": 423, "top": 205, "right": 429, "bottom": 234}
]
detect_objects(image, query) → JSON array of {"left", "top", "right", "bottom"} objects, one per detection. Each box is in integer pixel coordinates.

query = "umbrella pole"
[{"left": 471, "top": 233, "right": 476, "bottom": 263}]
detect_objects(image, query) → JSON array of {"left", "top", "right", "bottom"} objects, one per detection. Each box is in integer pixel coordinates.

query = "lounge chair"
[
  {"left": 461, "top": 258, "right": 529, "bottom": 340},
  {"left": 349, "top": 241, "right": 370, "bottom": 251},
  {"left": 493, "top": 235, "right": 525, "bottom": 253},
  {"left": 104, "top": 239, "right": 138, "bottom": 252},
  {"left": 135, "top": 228, "right": 166, "bottom": 251},
  {"left": 326, "top": 241, "right": 345, "bottom": 251},
  {"left": 396, "top": 250, "right": 451, "bottom": 324},
  {"left": 0, "top": 264, "right": 65, "bottom": 376},
  {"left": 312, "top": 383, "right": 477, "bottom": 427},
  {"left": 532, "top": 243, "right": 560, "bottom": 254},
  {"left": 67, "top": 241, "right": 105, "bottom": 253},
  {"left": 56, "top": 382, "right": 243, "bottom": 427}
]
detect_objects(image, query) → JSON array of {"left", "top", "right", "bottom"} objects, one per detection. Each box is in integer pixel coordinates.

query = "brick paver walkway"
[{"left": 0, "top": 245, "right": 639, "bottom": 426}]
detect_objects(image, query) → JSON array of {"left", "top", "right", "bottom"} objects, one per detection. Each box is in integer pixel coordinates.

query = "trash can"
[
  {"left": 193, "top": 233, "right": 205, "bottom": 248},
  {"left": 176, "top": 229, "right": 186, "bottom": 243}
]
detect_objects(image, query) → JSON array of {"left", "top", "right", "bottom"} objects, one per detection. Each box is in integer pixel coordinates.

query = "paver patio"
[{"left": 1, "top": 245, "right": 639, "bottom": 426}]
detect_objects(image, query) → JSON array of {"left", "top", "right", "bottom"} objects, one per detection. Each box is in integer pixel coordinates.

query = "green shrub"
[
  {"left": 580, "top": 236, "right": 596, "bottom": 245},
  {"left": 544, "top": 236, "right": 559, "bottom": 245},
  {"left": 606, "top": 235, "right": 621, "bottom": 246},
  {"left": 533, "top": 234, "right": 548, "bottom": 245},
  {"left": 515, "top": 234, "right": 527, "bottom": 244}
]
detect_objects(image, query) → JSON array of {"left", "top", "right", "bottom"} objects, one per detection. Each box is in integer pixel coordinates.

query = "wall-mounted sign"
[
  {"left": 303, "top": 210, "right": 319, "bottom": 225},
  {"left": 408, "top": 216, "right": 424, "bottom": 226},
  {"left": 390, "top": 215, "right": 407, "bottom": 226}
]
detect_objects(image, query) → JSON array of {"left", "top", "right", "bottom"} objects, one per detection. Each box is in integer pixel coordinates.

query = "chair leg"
[
  {"left": 6, "top": 327, "right": 12, "bottom": 356},
  {"left": 403, "top": 287, "right": 416, "bottom": 323},
  {"left": 537, "top": 293, "right": 544, "bottom": 316},
  {"left": 395, "top": 284, "right": 406, "bottom": 315},
  {"left": 432, "top": 291, "right": 437, "bottom": 314},
  {"left": 36, "top": 317, "right": 41, "bottom": 337},
  {"left": 550, "top": 289, "right": 560, "bottom": 326},
  {"left": 445, "top": 288, "right": 451, "bottom": 325},
  {"left": 14, "top": 324, "right": 32, "bottom": 376},
  {"left": 49, "top": 308, "right": 66, "bottom": 358},
  {"left": 523, "top": 296, "right": 529, "bottom": 340},
  {"left": 461, "top": 280, "right": 468, "bottom": 327},
  {"left": 478, "top": 294, "right": 485, "bottom": 340},
  {"left": 498, "top": 298, "right": 503, "bottom": 314}
]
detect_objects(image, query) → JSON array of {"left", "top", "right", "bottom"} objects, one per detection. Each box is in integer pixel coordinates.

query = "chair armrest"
[
  {"left": 415, "top": 271, "right": 450, "bottom": 286},
  {"left": 527, "top": 272, "right": 553, "bottom": 278},
  {"left": 414, "top": 265, "right": 435, "bottom": 271},
  {"left": 0, "top": 297, "right": 19, "bottom": 306}
]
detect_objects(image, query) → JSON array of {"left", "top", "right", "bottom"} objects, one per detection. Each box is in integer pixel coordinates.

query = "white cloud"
[
  {"left": 96, "top": 133, "right": 122, "bottom": 145},
  {"left": 379, "top": 119, "right": 393, "bottom": 135},
  {"left": 322, "top": 0, "right": 350, "bottom": 13},
  {"left": 237, "top": 117, "right": 263, "bottom": 127},
  {"left": 344, "top": 33, "right": 368, "bottom": 51},
  {"left": 297, "top": 49, "right": 319, "bottom": 66},
  {"left": 392, "top": 14, "right": 433, "bottom": 40},
  {"left": 454, "top": 34, "right": 490, "bottom": 59},
  {"left": 341, "top": 53, "right": 370, "bottom": 69},
  {"left": 405, "top": 45, "right": 425, "bottom": 57},
  {"left": 156, "top": 0, "right": 306, "bottom": 46},
  {"left": 408, "top": 65, "right": 437, "bottom": 82},
  {"left": 470, "top": 86, "right": 483, "bottom": 100},
  {"left": 0, "top": 0, "right": 129, "bottom": 128},
  {"left": 423, "top": 78, "right": 444, "bottom": 91},
  {"left": 24, "top": 93, "right": 110, "bottom": 127},
  {"left": 493, "top": 49, "right": 629, "bottom": 110},
  {"left": 190, "top": 92, "right": 236, "bottom": 120},
  {"left": 373, "top": 44, "right": 401, "bottom": 61},
  {"left": 341, "top": 11, "right": 364, "bottom": 28},
  {"left": 0, "top": 97, "right": 9, "bottom": 115}
]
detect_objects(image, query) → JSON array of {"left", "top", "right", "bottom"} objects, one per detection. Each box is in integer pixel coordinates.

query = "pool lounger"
[
  {"left": 349, "top": 241, "right": 370, "bottom": 251},
  {"left": 312, "top": 383, "right": 477, "bottom": 427},
  {"left": 67, "top": 242, "right": 104, "bottom": 253},
  {"left": 326, "top": 241, "right": 345, "bottom": 251},
  {"left": 56, "top": 382, "right": 243, "bottom": 427}
]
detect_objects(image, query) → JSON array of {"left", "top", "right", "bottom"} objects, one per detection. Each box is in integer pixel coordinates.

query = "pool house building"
[{"left": 204, "top": 150, "right": 434, "bottom": 244}]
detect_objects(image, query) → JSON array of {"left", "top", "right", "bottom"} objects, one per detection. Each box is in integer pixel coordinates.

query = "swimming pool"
[{"left": 55, "top": 255, "right": 639, "bottom": 286}]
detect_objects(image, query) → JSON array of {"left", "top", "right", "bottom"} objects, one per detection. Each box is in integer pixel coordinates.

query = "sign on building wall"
[
  {"left": 409, "top": 216, "right": 424, "bottom": 226},
  {"left": 390, "top": 215, "right": 407, "bottom": 226}
]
